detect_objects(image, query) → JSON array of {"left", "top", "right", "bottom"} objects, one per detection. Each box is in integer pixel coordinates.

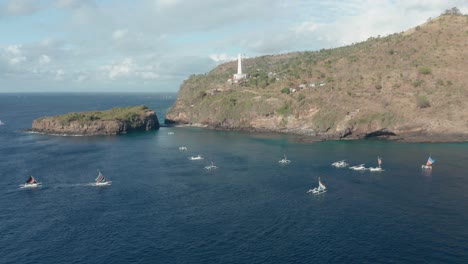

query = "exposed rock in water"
[{"left": 31, "top": 105, "right": 159, "bottom": 136}]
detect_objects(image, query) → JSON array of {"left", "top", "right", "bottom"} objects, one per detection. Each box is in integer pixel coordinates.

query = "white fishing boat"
[
  {"left": 307, "top": 177, "right": 327, "bottom": 194},
  {"left": 168, "top": 132, "right": 174, "bottom": 135},
  {"left": 179, "top": 146, "right": 187, "bottom": 151},
  {"left": 331, "top": 160, "right": 348, "bottom": 168},
  {"left": 21, "top": 175, "right": 41, "bottom": 188},
  {"left": 349, "top": 164, "right": 366, "bottom": 171},
  {"left": 0, "top": 120, "right": 4, "bottom": 126},
  {"left": 189, "top": 155, "right": 204, "bottom": 160},
  {"left": 278, "top": 153, "right": 291, "bottom": 164},
  {"left": 94, "top": 170, "right": 111, "bottom": 186},
  {"left": 421, "top": 156, "right": 436, "bottom": 169},
  {"left": 369, "top": 156, "right": 384, "bottom": 172},
  {"left": 204, "top": 161, "right": 218, "bottom": 170}
]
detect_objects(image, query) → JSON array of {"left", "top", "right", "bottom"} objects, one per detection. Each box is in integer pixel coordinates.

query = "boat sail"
[
  {"left": 307, "top": 177, "right": 327, "bottom": 194},
  {"left": 369, "top": 156, "right": 384, "bottom": 172},
  {"left": 94, "top": 170, "right": 111, "bottom": 186},
  {"left": 422, "top": 156, "right": 436, "bottom": 169},
  {"left": 21, "top": 175, "right": 41, "bottom": 188}
]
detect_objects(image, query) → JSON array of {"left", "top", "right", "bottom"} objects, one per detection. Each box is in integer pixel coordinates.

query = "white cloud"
[
  {"left": 138, "top": 71, "right": 159, "bottom": 80},
  {"left": 209, "top": 53, "right": 237, "bottom": 63},
  {"left": 1, "top": 0, "right": 468, "bottom": 92},
  {"left": 6, "top": 45, "right": 22, "bottom": 55},
  {"left": 39, "top": 54, "right": 51, "bottom": 64},
  {"left": 112, "top": 29, "right": 128, "bottom": 40},
  {"left": 9, "top": 56, "right": 26, "bottom": 65},
  {"left": 2, "top": 0, "right": 43, "bottom": 16},
  {"left": 104, "top": 57, "right": 135, "bottom": 79},
  {"left": 55, "top": 68, "right": 65, "bottom": 80}
]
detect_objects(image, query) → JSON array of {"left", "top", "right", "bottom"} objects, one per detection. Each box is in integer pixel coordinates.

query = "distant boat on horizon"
[
  {"left": 369, "top": 156, "right": 384, "bottom": 172},
  {"left": 278, "top": 153, "right": 291, "bottom": 165},
  {"left": 94, "top": 170, "right": 111, "bottom": 186},
  {"left": 422, "top": 156, "right": 436, "bottom": 170},
  {"left": 204, "top": 161, "right": 218, "bottom": 170},
  {"left": 307, "top": 177, "right": 327, "bottom": 194},
  {"left": 189, "top": 155, "right": 204, "bottom": 160},
  {"left": 0, "top": 120, "right": 4, "bottom": 125},
  {"left": 21, "top": 175, "right": 41, "bottom": 188}
]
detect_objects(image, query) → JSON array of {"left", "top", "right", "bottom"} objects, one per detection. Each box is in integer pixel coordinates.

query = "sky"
[{"left": 0, "top": 0, "right": 467, "bottom": 92}]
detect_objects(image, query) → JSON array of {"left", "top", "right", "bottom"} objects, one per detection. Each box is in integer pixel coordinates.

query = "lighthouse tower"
[{"left": 233, "top": 53, "right": 247, "bottom": 82}]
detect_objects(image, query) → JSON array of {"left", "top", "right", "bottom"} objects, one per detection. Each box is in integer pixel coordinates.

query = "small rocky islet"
[{"left": 31, "top": 105, "right": 159, "bottom": 135}]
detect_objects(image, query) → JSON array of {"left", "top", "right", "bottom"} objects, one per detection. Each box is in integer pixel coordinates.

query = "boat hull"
[
  {"left": 93, "top": 181, "right": 112, "bottom": 186},
  {"left": 20, "top": 183, "right": 41, "bottom": 188},
  {"left": 307, "top": 188, "right": 326, "bottom": 195}
]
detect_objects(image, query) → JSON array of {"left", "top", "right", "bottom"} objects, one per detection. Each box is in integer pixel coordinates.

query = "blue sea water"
[{"left": 0, "top": 93, "right": 467, "bottom": 264}]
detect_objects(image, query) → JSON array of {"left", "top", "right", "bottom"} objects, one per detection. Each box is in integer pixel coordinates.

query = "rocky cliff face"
[
  {"left": 166, "top": 14, "right": 468, "bottom": 142},
  {"left": 32, "top": 106, "right": 159, "bottom": 136}
]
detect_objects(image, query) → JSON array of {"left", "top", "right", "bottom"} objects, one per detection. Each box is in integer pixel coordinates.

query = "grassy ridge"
[{"left": 43, "top": 105, "right": 152, "bottom": 125}]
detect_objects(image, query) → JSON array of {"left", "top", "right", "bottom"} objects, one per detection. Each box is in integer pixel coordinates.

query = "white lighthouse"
[{"left": 233, "top": 53, "right": 247, "bottom": 81}]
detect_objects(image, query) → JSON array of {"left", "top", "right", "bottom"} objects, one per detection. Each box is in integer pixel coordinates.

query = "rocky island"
[
  {"left": 32, "top": 105, "right": 159, "bottom": 135},
  {"left": 166, "top": 12, "right": 468, "bottom": 142}
]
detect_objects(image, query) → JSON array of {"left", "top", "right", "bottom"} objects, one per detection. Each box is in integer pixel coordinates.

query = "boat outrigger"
[
  {"left": 422, "top": 156, "right": 436, "bottom": 170},
  {"left": 94, "top": 170, "right": 111, "bottom": 186},
  {"left": 369, "top": 156, "right": 384, "bottom": 172},
  {"left": 331, "top": 160, "right": 348, "bottom": 168},
  {"left": 189, "top": 155, "right": 204, "bottom": 160},
  {"left": 21, "top": 175, "right": 41, "bottom": 188},
  {"left": 278, "top": 153, "right": 291, "bottom": 165},
  {"left": 349, "top": 164, "right": 366, "bottom": 171},
  {"left": 307, "top": 177, "right": 327, "bottom": 194},
  {"left": 204, "top": 161, "right": 218, "bottom": 170}
]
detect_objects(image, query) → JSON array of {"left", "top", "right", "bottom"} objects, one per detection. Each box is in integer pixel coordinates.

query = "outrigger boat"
[
  {"left": 307, "top": 177, "right": 327, "bottom": 194},
  {"left": 189, "top": 155, "right": 204, "bottom": 160},
  {"left": 349, "top": 164, "right": 366, "bottom": 171},
  {"left": 331, "top": 160, "right": 348, "bottom": 168},
  {"left": 204, "top": 161, "right": 218, "bottom": 170},
  {"left": 369, "top": 156, "right": 384, "bottom": 172},
  {"left": 94, "top": 170, "right": 111, "bottom": 186},
  {"left": 21, "top": 175, "right": 41, "bottom": 188},
  {"left": 179, "top": 146, "right": 187, "bottom": 151},
  {"left": 422, "top": 156, "right": 436, "bottom": 170},
  {"left": 278, "top": 153, "right": 291, "bottom": 164}
]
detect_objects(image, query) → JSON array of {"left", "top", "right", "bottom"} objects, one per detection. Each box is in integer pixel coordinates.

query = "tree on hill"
[{"left": 443, "top": 7, "right": 462, "bottom": 16}]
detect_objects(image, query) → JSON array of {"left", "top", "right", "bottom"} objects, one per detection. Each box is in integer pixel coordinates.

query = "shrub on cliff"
[{"left": 416, "top": 95, "right": 431, "bottom": 108}]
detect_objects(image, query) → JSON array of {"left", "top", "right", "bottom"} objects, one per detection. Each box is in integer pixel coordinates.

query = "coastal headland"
[
  {"left": 165, "top": 13, "right": 468, "bottom": 142},
  {"left": 31, "top": 105, "right": 159, "bottom": 136}
]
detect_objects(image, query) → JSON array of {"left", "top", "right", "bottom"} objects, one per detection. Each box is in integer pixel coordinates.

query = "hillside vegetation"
[
  {"left": 32, "top": 105, "right": 160, "bottom": 135},
  {"left": 166, "top": 13, "right": 468, "bottom": 141}
]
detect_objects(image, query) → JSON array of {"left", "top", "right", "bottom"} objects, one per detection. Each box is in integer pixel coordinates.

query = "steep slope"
[{"left": 166, "top": 14, "right": 468, "bottom": 141}]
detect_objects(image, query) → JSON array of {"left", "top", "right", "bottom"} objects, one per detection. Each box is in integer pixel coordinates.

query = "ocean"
[{"left": 0, "top": 93, "right": 467, "bottom": 264}]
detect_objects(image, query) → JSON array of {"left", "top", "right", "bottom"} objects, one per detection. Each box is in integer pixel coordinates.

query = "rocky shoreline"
[{"left": 165, "top": 122, "right": 468, "bottom": 143}]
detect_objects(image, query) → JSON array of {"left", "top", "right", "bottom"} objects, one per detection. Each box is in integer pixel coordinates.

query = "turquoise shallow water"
[{"left": 0, "top": 93, "right": 467, "bottom": 263}]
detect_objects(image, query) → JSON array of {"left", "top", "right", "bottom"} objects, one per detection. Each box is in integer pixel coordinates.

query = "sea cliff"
[
  {"left": 32, "top": 105, "right": 159, "bottom": 135},
  {"left": 166, "top": 14, "right": 468, "bottom": 142}
]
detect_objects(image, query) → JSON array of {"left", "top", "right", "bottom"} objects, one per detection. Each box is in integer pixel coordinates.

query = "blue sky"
[{"left": 0, "top": 0, "right": 466, "bottom": 92}]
